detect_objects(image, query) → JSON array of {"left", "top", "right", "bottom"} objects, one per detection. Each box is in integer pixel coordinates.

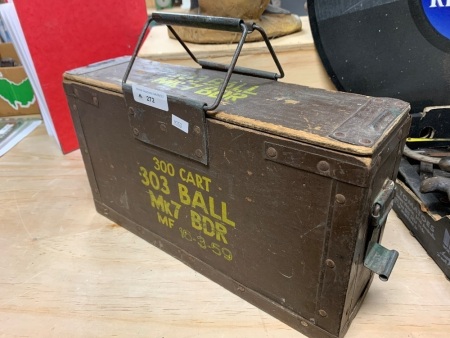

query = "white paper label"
[
  {"left": 131, "top": 83, "right": 168, "bottom": 111},
  {"left": 172, "top": 114, "right": 189, "bottom": 133}
]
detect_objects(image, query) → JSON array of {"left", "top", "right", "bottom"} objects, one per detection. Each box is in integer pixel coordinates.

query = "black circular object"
[{"left": 308, "top": 0, "right": 450, "bottom": 114}]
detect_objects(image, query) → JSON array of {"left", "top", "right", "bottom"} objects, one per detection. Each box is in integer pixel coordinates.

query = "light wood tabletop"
[{"left": 1, "top": 26, "right": 449, "bottom": 337}]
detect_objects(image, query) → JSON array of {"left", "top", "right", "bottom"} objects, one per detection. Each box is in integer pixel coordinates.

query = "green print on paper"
[{"left": 0, "top": 77, "right": 35, "bottom": 109}]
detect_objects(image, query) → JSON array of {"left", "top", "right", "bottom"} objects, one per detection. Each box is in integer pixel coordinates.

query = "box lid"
[{"left": 64, "top": 56, "right": 410, "bottom": 156}]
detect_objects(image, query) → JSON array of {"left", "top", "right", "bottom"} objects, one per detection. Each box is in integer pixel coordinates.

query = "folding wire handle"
[{"left": 122, "top": 12, "right": 285, "bottom": 112}]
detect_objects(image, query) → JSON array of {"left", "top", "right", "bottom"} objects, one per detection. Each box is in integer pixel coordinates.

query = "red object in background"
[{"left": 13, "top": 0, "right": 147, "bottom": 153}]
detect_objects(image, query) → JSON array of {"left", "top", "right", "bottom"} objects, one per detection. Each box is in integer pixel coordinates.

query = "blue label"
[{"left": 422, "top": 0, "right": 450, "bottom": 40}]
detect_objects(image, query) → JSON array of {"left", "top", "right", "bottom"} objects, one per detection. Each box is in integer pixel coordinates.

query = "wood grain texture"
[{"left": 1, "top": 48, "right": 449, "bottom": 337}]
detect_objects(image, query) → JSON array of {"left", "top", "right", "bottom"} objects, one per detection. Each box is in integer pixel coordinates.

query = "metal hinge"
[{"left": 364, "top": 179, "right": 399, "bottom": 281}]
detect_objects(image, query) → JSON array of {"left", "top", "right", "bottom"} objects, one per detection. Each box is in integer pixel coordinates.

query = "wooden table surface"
[{"left": 1, "top": 45, "right": 449, "bottom": 337}]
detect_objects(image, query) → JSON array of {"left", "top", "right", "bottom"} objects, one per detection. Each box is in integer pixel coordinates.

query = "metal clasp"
[{"left": 364, "top": 179, "right": 399, "bottom": 281}]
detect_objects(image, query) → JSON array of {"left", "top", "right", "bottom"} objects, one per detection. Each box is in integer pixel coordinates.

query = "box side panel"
[
  {"left": 68, "top": 81, "right": 330, "bottom": 309},
  {"left": 64, "top": 81, "right": 391, "bottom": 337},
  {"left": 315, "top": 181, "right": 369, "bottom": 336},
  {"left": 339, "top": 115, "right": 411, "bottom": 335},
  {"left": 64, "top": 83, "right": 105, "bottom": 202}
]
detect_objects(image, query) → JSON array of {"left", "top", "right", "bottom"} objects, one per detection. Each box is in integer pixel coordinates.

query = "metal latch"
[{"left": 364, "top": 179, "right": 399, "bottom": 281}]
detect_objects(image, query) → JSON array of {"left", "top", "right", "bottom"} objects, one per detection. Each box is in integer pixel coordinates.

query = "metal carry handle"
[
  {"left": 122, "top": 12, "right": 284, "bottom": 112},
  {"left": 150, "top": 12, "right": 244, "bottom": 32},
  {"left": 363, "top": 179, "right": 399, "bottom": 281}
]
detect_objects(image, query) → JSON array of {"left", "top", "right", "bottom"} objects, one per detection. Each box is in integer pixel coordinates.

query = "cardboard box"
[
  {"left": 394, "top": 179, "right": 450, "bottom": 279},
  {"left": 145, "top": 0, "right": 155, "bottom": 8},
  {"left": 0, "top": 43, "right": 39, "bottom": 116}
]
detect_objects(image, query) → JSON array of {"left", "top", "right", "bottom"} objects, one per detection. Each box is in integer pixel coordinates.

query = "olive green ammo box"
[{"left": 62, "top": 13, "right": 411, "bottom": 338}]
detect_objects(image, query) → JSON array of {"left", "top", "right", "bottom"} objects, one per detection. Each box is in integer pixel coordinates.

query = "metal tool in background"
[{"left": 402, "top": 106, "right": 450, "bottom": 209}]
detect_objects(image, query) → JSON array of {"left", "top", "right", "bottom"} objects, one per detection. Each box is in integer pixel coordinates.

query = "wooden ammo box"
[{"left": 63, "top": 13, "right": 411, "bottom": 338}]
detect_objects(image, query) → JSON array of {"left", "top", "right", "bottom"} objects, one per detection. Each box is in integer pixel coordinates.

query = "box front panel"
[{"left": 65, "top": 82, "right": 374, "bottom": 336}]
